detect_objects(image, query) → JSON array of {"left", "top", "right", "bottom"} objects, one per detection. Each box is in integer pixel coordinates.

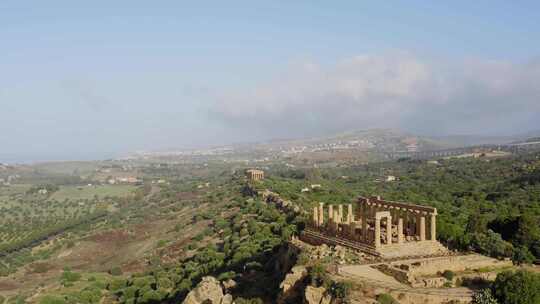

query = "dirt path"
[{"left": 338, "top": 265, "right": 473, "bottom": 302}]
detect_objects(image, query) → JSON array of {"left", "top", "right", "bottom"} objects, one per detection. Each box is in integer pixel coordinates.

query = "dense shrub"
[
  {"left": 470, "top": 231, "right": 513, "bottom": 258},
  {"left": 442, "top": 270, "right": 455, "bottom": 281},
  {"left": 39, "top": 296, "right": 66, "bottom": 304},
  {"left": 60, "top": 270, "right": 81, "bottom": 286},
  {"left": 376, "top": 293, "right": 399, "bottom": 304},
  {"left": 309, "top": 263, "right": 330, "bottom": 287},
  {"left": 329, "top": 281, "right": 352, "bottom": 303},
  {"left": 472, "top": 289, "right": 498, "bottom": 304},
  {"left": 492, "top": 270, "right": 540, "bottom": 304},
  {"left": 511, "top": 246, "right": 535, "bottom": 265},
  {"left": 109, "top": 266, "right": 123, "bottom": 276}
]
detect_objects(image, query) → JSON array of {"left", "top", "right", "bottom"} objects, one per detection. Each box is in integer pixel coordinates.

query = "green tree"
[
  {"left": 471, "top": 231, "right": 513, "bottom": 258},
  {"left": 492, "top": 270, "right": 540, "bottom": 304},
  {"left": 512, "top": 246, "right": 535, "bottom": 265},
  {"left": 515, "top": 215, "right": 540, "bottom": 248}
]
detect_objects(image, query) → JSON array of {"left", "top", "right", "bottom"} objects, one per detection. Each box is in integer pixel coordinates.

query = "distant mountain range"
[
  {"left": 244, "top": 128, "right": 540, "bottom": 151},
  {"left": 125, "top": 128, "right": 540, "bottom": 160}
]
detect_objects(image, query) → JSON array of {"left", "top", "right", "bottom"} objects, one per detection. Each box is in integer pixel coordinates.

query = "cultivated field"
[{"left": 48, "top": 185, "right": 135, "bottom": 201}]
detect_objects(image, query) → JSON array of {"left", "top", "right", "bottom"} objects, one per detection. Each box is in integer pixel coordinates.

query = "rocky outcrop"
[
  {"left": 221, "top": 294, "right": 233, "bottom": 304},
  {"left": 274, "top": 243, "right": 302, "bottom": 276},
  {"left": 280, "top": 266, "right": 308, "bottom": 293},
  {"left": 222, "top": 279, "right": 237, "bottom": 291},
  {"left": 278, "top": 265, "right": 308, "bottom": 303},
  {"left": 304, "top": 286, "right": 332, "bottom": 304},
  {"left": 259, "top": 190, "right": 301, "bottom": 214},
  {"left": 182, "top": 276, "right": 233, "bottom": 304}
]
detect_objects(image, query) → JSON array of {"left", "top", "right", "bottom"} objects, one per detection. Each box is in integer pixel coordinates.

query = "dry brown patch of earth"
[{"left": 337, "top": 264, "right": 473, "bottom": 304}]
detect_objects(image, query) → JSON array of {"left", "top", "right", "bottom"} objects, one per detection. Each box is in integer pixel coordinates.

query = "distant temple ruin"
[
  {"left": 301, "top": 196, "right": 447, "bottom": 258},
  {"left": 246, "top": 169, "right": 265, "bottom": 181}
]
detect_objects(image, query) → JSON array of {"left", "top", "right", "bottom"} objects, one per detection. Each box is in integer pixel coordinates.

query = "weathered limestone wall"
[
  {"left": 377, "top": 241, "right": 448, "bottom": 259},
  {"left": 387, "top": 290, "right": 471, "bottom": 304},
  {"left": 391, "top": 254, "right": 512, "bottom": 277}
]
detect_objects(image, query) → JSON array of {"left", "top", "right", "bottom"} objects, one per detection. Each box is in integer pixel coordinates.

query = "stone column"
[
  {"left": 329, "top": 205, "right": 334, "bottom": 222},
  {"left": 386, "top": 216, "right": 392, "bottom": 245},
  {"left": 334, "top": 210, "right": 340, "bottom": 235},
  {"left": 415, "top": 212, "right": 421, "bottom": 236},
  {"left": 397, "top": 218, "right": 404, "bottom": 244},
  {"left": 350, "top": 221, "right": 357, "bottom": 240},
  {"left": 318, "top": 203, "right": 324, "bottom": 226},
  {"left": 419, "top": 215, "right": 426, "bottom": 241},
  {"left": 338, "top": 205, "right": 343, "bottom": 223},
  {"left": 313, "top": 207, "right": 318, "bottom": 227},
  {"left": 430, "top": 213, "right": 437, "bottom": 241},
  {"left": 362, "top": 207, "right": 368, "bottom": 242},
  {"left": 403, "top": 210, "right": 409, "bottom": 237},
  {"left": 374, "top": 218, "right": 381, "bottom": 248},
  {"left": 364, "top": 198, "right": 370, "bottom": 213},
  {"left": 347, "top": 204, "right": 353, "bottom": 224}
]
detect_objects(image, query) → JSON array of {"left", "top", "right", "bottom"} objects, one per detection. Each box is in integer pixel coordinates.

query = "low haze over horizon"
[{"left": 2, "top": 1, "right": 540, "bottom": 162}]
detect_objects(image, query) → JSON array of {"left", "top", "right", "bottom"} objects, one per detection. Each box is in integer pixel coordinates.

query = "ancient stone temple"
[
  {"left": 246, "top": 169, "right": 264, "bottom": 181},
  {"left": 301, "top": 196, "right": 447, "bottom": 258}
]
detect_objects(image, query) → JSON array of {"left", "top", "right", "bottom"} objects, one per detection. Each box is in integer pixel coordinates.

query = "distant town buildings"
[
  {"left": 385, "top": 176, "right": 397, "bottom": 182},
  {"left": 108, "top": 176, "right": 141, "bottom": 184},
  {"left": 0, "top": 175, "right": 18, "bottom": 186}
]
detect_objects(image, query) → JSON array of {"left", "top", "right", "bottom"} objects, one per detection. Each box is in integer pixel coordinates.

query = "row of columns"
[
  {"left": 250, "top": 171, "right": 264, "bottom": 181},
  {"left": 359, "top": 199, "right": 437, "bottom": 245},
  {"left": 312, "top": 202, "right": 355, "bottom": 228},
  {"left": 373, "top": 212, "right": 393, "bottom": 247},
  {"left": 311, "top": 199, "right": 438, "bottom": 249}
]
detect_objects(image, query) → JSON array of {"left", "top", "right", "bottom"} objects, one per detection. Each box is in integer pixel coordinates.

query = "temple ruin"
[
  {"left": 246, "top": 169, "right": 265, "bottom": 181},
  {"left": 301, "top": 196, "right": 447, "bottom": 258}
]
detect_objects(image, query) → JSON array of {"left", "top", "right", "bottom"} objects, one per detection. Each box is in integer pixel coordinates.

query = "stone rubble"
[
  {"left": 304, "top": 286, "right": 332, "bottom": 304},
  {"left": 182, "top": 276, "right": 234, "bottom": 304},
  {"left": 279, "top": 265, "right": 308, "bottom": 294}
]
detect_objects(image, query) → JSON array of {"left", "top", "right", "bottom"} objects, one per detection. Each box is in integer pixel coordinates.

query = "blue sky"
[{"left": 1, "top": 1, "right": 539, "bottom": 162}]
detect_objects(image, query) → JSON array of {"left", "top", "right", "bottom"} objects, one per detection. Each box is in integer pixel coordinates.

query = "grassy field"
[
  {"left": 48, "top": 185, "right": 135, "bottom": 201},
  {"left": 0, "top": 183, "right": 136, "bottom": 277},
  {"left": 0, "top": 184, "right": 31, "bottom": 197},
  {"left": 31, "top": 161, "right": 103, "bottom": 175}
]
